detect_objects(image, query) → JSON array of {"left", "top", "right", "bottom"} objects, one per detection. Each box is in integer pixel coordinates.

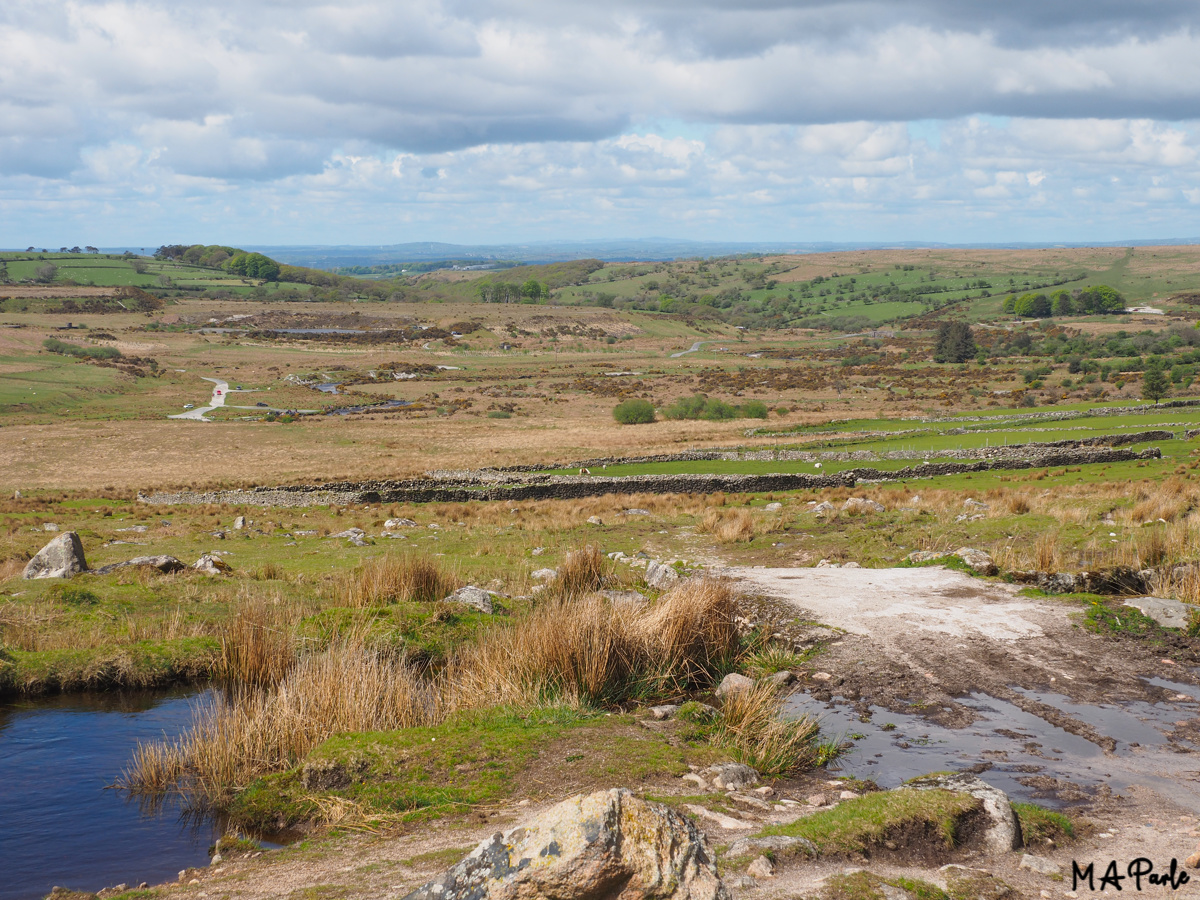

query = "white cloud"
[{"left": 4, "top": 1, "right": 1200, "bottom": 241}]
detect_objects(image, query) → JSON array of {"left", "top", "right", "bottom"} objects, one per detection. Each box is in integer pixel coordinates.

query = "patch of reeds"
[
  {"left": 336, "top": 554, "right": 460, "bottom": 608},
  {"left": 125, "top": 578, "right": 741, "bottom": 801},
  {"left": 715, "top": 683, "right": 823, "bottom": 775},
  {"left": 218, "top": 596, "right": 300, "bottom": 687},
  {"left": 122, "top": 640, "right": 440, "bottom": 803}
]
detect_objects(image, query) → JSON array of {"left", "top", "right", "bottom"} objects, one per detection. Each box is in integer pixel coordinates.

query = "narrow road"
[
  {"left": 670, "top": 340, "right": 719, "bottom": 358},
  {"left": 168, "top": 377, "right": 228, "bottom": 421}
]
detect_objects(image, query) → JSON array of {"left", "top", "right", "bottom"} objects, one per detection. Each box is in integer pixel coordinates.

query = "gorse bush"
[
  {"left": 612, "top": 398, "right": 655, "bottom": 424},
  {"left": 43, "top": 338, "right": 122, "bottom": 360},
  {"left": 661, "top": 394, "right": 767, "bottom": 421}
]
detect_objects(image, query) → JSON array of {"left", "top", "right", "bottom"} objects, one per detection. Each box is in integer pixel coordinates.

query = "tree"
[
  {"left": 34, "top": 263, "right": 57, "bottom": 283},
  {"left": 130, "top": 259, "right": 148, "bottom": 274},
  {"left": 613, "top": 398, "right": 655, "bottom": 424},
  {"left": 1142, "top": 360, "right": 1170, "bottom": 404},
  {"left": 1077, "top": 285, "right": 1125, "bottom": 314},
  {"left": 1013, "top": 292, "right": 1051, "bottom": 317},
  {"left": 521, "top": 279, "right": 544, "bottom": 302},
  {"left": 1051, "top": 289, "right": 1073, "bottom": 316},
  {"left": 933, "top": 321, "right": 977, "bottom": 363}
]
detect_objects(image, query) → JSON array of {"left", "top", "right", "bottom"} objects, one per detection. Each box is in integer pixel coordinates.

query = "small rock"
[
  {"left": 1186, "top": 842, "right": 1200, "bottom": 868},
  {"left": 842, "top": 497, "right": 885, "bottom": 515},
  {"left": 753, "top": 786, "right": 774, "bottom": 797},
  {"left": 210, "top": 854, "right": 223, "bottom": 865},
  {"left": 531, "top": 568, "right": 558, "bottom": 581},
  {"left": 385, "top": 518, "right": 418, "bottom": 528},
  {"left": 764, "top": 502, "right": 783, "bottom": 511},
  {"left": 683, "top": 804, "right": 754, "bottom": 831},
  {"left": 649, "top": 704, "right": 679, "bottom": 720},
  {"left": 906, "top": 550, "right": 945, "bottom": 563},
  {"left": 762, "top": 670, "right": 795, "bottom": 687},
  {"left": 42, "top": 522, "right": 60, "bottom": 532},
  {"left": 23, "top": 532, "right": 88, "bottom": 580},
  {"left": 445, "top": 585, "right": 495, "bottom": 614},
  {"left": 646, "top": 560, "right": 681, "bottom": 589},
  {"left": 331, "top": 527, "right": 366, "bottom": 539},
  {"left": 1124, "top": 596, "right": 1190, "bottom": 629},
  {"left": 746, "top": 856, "right": 776, "bottom": 879},
  {"left": 586, "top": 516, "right": 604, "bottom": 526},
  {"left": 815, "top": 558, "right": 839, "bottom": 567},
  {"left": 839, "top": 790, "right": 860, "bottom": 800},
  {"left": 963, "top": 498, "right": 989, "bottom": 511},
  {"left": 1019, "top": 854, "right": 1061, "bottom": 876},
  {"left": 608, "top": 551, "right": 628, "bottom": 560},
  {"left": 731, "top": 876, "right": 757, "bottom": 889},
  {"left": 812, "top": 501, "right": 836, "bottom": 518},
  {"left": 955, "top": 547, "right": 998, "bottom": 576},
  {"left": 681, "top": 772, "right": 708, "bottom": 791},
  {"left": 192, "top": 554, "right": 232, "bottom": 575},
  {"left": 531, "top": 547, "right": 546, "bottom": 556},
  {"left": 702, "top": 762, "right": 760, "bottom": 791},
  {"left": 727, "top": 834, "right": 816, "bottom": 859},
  {"left": 233, "top": 516, "right": 245, "bottom": 530},
  {"left": 90, "top": 555, "right": 187, "bottom": 576},
  {"left": 811, "top": 671, "right": 833, "bottom": 682},
  {"left": 715, "top": 673, "right": 756, "bottom": 701},
  {"left": 601, "top": 589, "right": 647, "bottom": 606},
  {"left": 842, "top": 561, "right": 862, "bottom": 568},
  {"left": 624, "top": 508, "right": 651, "bottom": 516}
]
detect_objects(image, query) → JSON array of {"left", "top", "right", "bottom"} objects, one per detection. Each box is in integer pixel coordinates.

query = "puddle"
[
  {"left": 786, "top": 688, "right": 1200, "bottom": 810},
  {"left": 0, "top": 689, "right": 282, "bottom": 900}
]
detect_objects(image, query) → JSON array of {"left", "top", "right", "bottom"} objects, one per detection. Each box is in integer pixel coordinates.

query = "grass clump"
[
  {"left": 741, "top": 644, "right": 813, "bottom": 677},
  {"left": 337, "top": 554, "right": 461, "bottom": 608},
  {"left": 46, "top": 583, "right": 100, "bottom": 606},
  {"left": 1013, "top": 801, "right": 1075, "bottom": 843},
  {"left": 758, "top": 788, "right": 981, "bottom": 856},
  {"left": 219, "top": 596, "right": 301, "bottom": 687},
  {"left": 715, "top": 684, "right": 825, "bottom": 774},
  {"left": 699, "top": 508, "right": 756, "bottom": 543},
  {"left": 554, "top": 544, "right": 606, "bottom": 597}
]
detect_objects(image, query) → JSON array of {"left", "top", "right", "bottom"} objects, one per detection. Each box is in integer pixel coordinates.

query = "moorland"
[{"left": 5, "top": 244, "right": 1200, "bottom": 900}]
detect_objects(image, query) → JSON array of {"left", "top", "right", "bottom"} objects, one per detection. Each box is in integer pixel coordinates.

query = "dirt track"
[{"left": 729, "top": 565, "right": 1200, "bottom": 811}]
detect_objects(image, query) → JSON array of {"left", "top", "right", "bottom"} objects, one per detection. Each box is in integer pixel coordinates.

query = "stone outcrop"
[
  {"left": 955, "top": 548, "right": 997, "bottom": 575},
  {"left": 445, "top": 585, "right": 495, "bottom": 614},
  {"left": 23, "top": 532, "right": 88, "bottom": 579},
  {"left": 401, "top": 788, "right": 728, "bottom": 900},
  {"left": 904, "top": 773, "right": 1022, "bottom": 855},
  {"left": 90, "top": 555, "right": 187, "bottom": 576}
]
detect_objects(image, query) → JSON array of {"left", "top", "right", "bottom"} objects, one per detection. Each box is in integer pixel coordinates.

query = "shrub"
[
  {"left": 487, "top": 410, "right": 512, "bottom": 419},
  {"left": 43, "top": 338, "right": 122, "bottom": 360},
  {"left": 613, "top": 398, "right": 656, "bottom": 424},
  {"left": 741, "top": 400, "right": 769, "bottom": 419}
]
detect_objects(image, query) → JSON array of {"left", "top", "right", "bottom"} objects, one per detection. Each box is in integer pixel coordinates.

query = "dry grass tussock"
[
  {"left": 716, "top": 684, "right": 823, "bottom": 775},
  {"left": 554, "top": 545, "right": 606, "bottom": 596},
  {"left": 446, "top": 492, "right": 718, "bottom": 532},
  {"left": 333, "top": 554, "right": 461, "bottom": 608},
  {"left": 125, "top": 577, "right": 741, "bottom": 801},
  {"left": 698, "top": 507, "right": 783, "bottom": 543}
]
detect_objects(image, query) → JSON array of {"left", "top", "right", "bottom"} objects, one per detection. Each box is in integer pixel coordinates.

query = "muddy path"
[{"left": 729, "top": 565, "right": 1200, "bottom": 812}]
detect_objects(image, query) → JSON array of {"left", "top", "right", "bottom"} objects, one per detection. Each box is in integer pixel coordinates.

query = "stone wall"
[{"left": 139, "top": 446, "right": 1162, "bottom": 509}]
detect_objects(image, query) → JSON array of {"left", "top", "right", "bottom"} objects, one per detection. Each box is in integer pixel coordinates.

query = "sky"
[{"left": 4, "top": 0, "right": 1200, "bottom": 247}]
